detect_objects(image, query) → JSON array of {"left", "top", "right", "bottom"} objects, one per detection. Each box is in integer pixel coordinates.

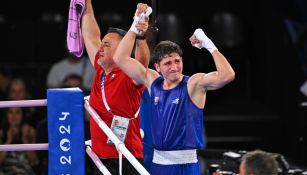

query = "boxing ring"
[{"left": 0, "top": 88, "right": 149, "bottom": 175}]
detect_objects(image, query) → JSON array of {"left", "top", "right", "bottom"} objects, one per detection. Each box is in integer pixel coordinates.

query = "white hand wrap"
[
  {"left": 130, "top": 7, "right": 152, "bottom": 34},
  {"left": 193, "top": 28, "right": 217, "bottom": 53}
]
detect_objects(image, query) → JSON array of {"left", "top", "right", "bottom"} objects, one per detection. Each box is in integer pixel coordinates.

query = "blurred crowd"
[{"left": 0, "top": 50, "right": 95, "bottom": 175}]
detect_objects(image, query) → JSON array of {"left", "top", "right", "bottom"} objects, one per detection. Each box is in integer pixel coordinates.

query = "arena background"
[{"left": 0, "top": 0, "right": 306, "bottom": 171}]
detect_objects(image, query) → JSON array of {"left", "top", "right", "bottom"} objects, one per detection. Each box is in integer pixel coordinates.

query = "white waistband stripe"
[{"left": 152, "top": 149, "right": 198, "bottom": 165}]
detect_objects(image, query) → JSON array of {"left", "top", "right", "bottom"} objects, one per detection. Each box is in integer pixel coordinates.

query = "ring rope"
[
  {"left": 84, "top": 99, "right": 150, "bottom": 175},
  {"left": 0, "top": 97, "right": 150, "bottom": 175}
]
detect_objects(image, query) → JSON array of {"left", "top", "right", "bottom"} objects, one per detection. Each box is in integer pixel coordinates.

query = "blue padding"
[
  {"left": 47, "top": 88, "right": 85, "bottom": 175},
  {"left": 140, "top": 88, "right": 153, "bottom": 171}
]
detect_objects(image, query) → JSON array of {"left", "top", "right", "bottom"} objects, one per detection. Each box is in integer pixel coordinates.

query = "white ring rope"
[
  {"left": 0, "top": 98, "right": 150, "bottom": 175},
  {"left": 86, "top": 146, "right": 112, "bottom": 175},
  {"left": 0, "top": 143, "right": 48, "bottom": 151},
  {"left": 84, "top": 99, "right": 150, "bottom": 175},
  {"left": 0, "top": 99, "right": 47, "bottom": 108}
]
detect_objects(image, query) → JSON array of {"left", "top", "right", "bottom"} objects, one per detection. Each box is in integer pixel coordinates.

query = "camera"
[
  {"left": 208, "top": 164, "right": 237, "bottom": 175},
  {"left": 208, "top": 150, "right": 307, "bottom": 175}
]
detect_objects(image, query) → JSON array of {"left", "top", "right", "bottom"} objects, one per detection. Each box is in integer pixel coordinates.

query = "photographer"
[{"left": 212, "top": 150, "right": 278, "bottom": 175}]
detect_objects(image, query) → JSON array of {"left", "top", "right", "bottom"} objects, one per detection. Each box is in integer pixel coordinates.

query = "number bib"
[{"left": 107, "top": 115, "right": 130, "bottom": 144}]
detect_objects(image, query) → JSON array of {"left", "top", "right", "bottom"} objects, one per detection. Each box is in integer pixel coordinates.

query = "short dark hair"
[
  {"left": 152, "top": 40, "right": 183, "bottom": 64},
  {"left": 62, "top": 74, "right": 83, "bottom": 88},
  {"left": 242, "top": 150, "right": 278, "bottom": 175},
  {"left": 107, "top": 27, "right": 127, "bottom": 38}
]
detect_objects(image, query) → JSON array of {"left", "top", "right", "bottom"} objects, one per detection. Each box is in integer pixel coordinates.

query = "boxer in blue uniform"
[{"left": 114, "top": 24, "right": 235, "bottom": 175}]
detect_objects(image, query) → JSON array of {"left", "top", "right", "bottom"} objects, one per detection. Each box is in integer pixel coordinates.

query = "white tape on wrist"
[
  {"left": 130, "top": 7, "right": 152, "bottom": 34},
  {"left": 193, "top": 28, "right": 217, "bottom": 53}
]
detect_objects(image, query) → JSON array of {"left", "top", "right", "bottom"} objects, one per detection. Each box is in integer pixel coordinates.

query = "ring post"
[{"left": 47, "top": 88, "right": 85, "bottom": 175}]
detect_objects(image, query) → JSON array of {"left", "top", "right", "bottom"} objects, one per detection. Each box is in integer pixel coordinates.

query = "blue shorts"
[{"left": 150, "top": 162, "right": 200, "bottom": 175}]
